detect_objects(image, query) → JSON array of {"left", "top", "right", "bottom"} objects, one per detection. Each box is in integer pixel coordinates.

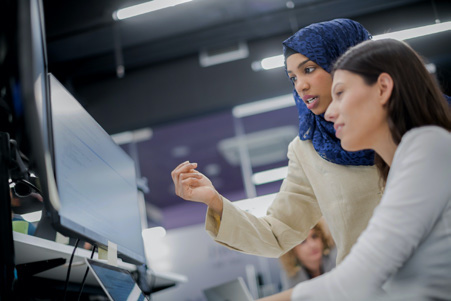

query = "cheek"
[
  {"left": 341, "top": 96, "right": 378, "bottom": 150},
  {"left": 317, "top": 240, "right": 324, "bottom": 251},
  {"left": 318, "top": 76, "right": 332, "bottom": 95},
  {"left": 294, "top": 245, "right": 308, "bottom": 259}
]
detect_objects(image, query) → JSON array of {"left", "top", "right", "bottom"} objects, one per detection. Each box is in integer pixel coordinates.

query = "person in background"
[
  {"left": 172, "top": 18, "right": 381, "bottom": 266},
  {"left": 259, "top": 38, "right": 451, "bottom": 301},
  {"left": 10, "top": 189, "right": 40, "bottom": 235},
  {"left": 279, "top": 219, "right": 336, "bottom": 290}
]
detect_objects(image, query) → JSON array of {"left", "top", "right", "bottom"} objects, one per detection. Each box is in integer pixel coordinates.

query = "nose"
[
  {"left": 325, "top": 99, "right": 338, "bottom": 122},
  {"left": 295, "top": 78, "right": 309, "bottom": 95}
]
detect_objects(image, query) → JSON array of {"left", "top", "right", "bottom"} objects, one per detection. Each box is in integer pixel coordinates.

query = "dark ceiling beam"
[{"left": 47, "top": 0, "right": 423, "bottom": 67}]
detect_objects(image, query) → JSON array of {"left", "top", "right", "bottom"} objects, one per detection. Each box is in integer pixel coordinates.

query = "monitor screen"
[
  {"left": 85, "top": 258, "right": 148, "bottom": 301},
  {"left": 17, "top": 0, "right": 146, "bottom": 265},
  {"left": 49, "top": 74, "right": 146, "bottom": 264}
]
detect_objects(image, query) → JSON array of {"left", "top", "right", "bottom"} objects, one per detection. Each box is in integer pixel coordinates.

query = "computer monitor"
[
  {"left": 48, "top": 73, "right": 146, "bottom": 265},
  {"left": 15, "top": 0, "right": 146, "bottom": 265}
]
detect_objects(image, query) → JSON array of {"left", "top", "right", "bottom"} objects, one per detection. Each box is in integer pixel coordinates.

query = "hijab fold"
[{"left": 283, "top": 19, "right": 375, "bottom": 166}]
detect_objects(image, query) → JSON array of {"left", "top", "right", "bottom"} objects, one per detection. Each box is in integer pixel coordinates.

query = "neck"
[
  {"left": 373, "top": 124, "right": 397, "bottom": 167},
  {"left": 303, "top": 260, "right": 322, "bottom": 278}
]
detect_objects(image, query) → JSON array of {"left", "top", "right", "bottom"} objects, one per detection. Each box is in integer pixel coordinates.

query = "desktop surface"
[{"left": 13, "top": 231, "right": 187, "bottom": 289}]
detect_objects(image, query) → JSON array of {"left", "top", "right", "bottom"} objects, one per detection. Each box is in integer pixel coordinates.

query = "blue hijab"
[{"left": 283, "top": 19, "right": 374, "bottom": 166}]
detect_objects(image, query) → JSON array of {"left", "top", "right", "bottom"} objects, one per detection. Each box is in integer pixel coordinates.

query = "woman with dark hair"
[
  {"left": 260, "top": 39, "right": 451, "bottom": 300},
  {"left": 172, "top": 19, "right": 382, "bottom": 267}
]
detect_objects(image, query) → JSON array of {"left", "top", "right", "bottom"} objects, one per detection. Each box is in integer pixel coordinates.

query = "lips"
[
  {"left": 305, "top": 96, "right": 317, "bottom": 104},
  {"left": 334, "top": 123, "right": 344, "bottom": 137},
  {"left": 303, "top": 95, "right": 317, "bottom": 104},
  {"left": 303, "top": 95, "right": 319, "bottom": 110}
]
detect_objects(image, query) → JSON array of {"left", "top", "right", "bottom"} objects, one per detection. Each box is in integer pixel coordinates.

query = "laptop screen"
[
  {"left": 85, "top": 258, "right": 148, "bottom": 301},
  {"left": 203, "top": 277, "right": 254, "bottom": 301}
]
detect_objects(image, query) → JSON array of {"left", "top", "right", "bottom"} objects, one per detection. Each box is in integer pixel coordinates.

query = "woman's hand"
[{"left": 171, "top": 161, "right": 223, "bottom": 214}]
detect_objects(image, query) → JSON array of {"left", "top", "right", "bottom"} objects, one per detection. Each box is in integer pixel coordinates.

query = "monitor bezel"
[{"left": 17, "top": 0, "right": 146, "bottom": 266}]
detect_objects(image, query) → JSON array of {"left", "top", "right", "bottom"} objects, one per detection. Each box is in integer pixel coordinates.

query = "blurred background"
[
  {"left": 42, "top": 0, "right": 451, "bottom": 230},
  {"left": 11, "top": 0, "right": 449, "bottom": 299}
]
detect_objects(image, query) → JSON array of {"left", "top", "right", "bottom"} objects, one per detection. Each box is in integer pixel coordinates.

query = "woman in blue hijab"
[
  {"left": 283, "top": 18, "right": 375, "bottom": 166},
  {"left": 172, "top": 19, "right": 381, "bottom": 267}
]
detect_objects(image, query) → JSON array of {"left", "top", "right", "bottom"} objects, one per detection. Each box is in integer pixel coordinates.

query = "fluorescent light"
[
  {"left": 142, "top": 226, "right": 166, "bottom": 239},
  {"left": 199, "top": 42, "right": 249, "bottom": 67},
  {"left": 21, "top": 210, "right": 42, "bottom": 223},
  {"left": 232, "top": 94, "right": 294, "bottom": 118},
  {"left": 111, "top": 127, "right": 153, "bottom": 145},
  {"left": 425, "top": 63, "right": 436, "bottom": 74},
  {"left": 373, "top": 21, "right": 451, "bottom": 41},
  {"left": 252, "top": 166, "right": 288, "bottom": 185},
  {"left": 261, "top": 55, "right": 284, "bottom": 70},
  {"left": 113, "top": 0, "right": 192, "bottom": 20},
  {"left": 253, "top": 21, "right": 451, "bottom": 71}
]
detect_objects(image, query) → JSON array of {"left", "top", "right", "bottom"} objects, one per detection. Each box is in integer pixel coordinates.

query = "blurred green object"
[
  {"left": 12, "top": 220, "right": 30, "bottom": 234},
  {"left": 12, "top": 216, "right": 36, "bottom": 235}
]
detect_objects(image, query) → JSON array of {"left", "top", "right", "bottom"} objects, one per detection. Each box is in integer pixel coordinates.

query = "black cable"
[
  {"left": 77, "top": 245, "right": 96, "bottom": 301},
  {"left": 147, "top": 266, "right": 156, "bottom": 301},
  {"left": 63, "top": 238, "right": 80, "bottom": 301}
]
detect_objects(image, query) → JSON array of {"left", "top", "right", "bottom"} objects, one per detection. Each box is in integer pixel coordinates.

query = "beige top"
[{"left": 206, "top": 137, "right": 382, "bottom": 264}]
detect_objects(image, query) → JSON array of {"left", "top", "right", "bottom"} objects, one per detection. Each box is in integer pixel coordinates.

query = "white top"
[{"left": 292, "top": 126, "right": 451, "bottom": 300}]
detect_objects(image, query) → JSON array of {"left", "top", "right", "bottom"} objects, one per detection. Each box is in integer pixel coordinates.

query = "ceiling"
[{"left": 41, "top": 0, "right": 451, "bottom": 229}]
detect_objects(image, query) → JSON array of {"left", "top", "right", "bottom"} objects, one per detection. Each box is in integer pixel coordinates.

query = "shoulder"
[
  {"left": 323, "top": 247, "right": 337, "bottom": 266},
  {"left": 288, "top": 136, "right": 322, "bottom": 161},
  {"left": 388, "top": 126, "right": 450, "bottom": 196},
  {"left": 288, "top": 136, "right": 307, "bottom": 150},
  {"left": 396, "top": 126, "right": 451, "bottom": 159},
  {"left": 401, "top": 126, "right": 450, "bottom": 143}
]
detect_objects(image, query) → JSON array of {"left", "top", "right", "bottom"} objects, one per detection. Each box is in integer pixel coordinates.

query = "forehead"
[
  {"left": 286, "top": 53, "right": 311, "bottom": 70},
  {"left": 332, "top": 70, "right": 356, "bottom": 86}
]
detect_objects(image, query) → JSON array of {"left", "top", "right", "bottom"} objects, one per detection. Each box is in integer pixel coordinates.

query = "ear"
[{"left": 377, "top": 73, "right": 394, "bottom": 106}]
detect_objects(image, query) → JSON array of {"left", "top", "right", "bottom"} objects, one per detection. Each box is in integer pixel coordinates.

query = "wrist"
[{"left": 207, "top": 191, "right": 223, "bottom": 216}]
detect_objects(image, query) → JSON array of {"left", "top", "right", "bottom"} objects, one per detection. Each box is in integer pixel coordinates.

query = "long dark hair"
[{"left": 332, "top": 39, "right": 451, "bottom": 184}]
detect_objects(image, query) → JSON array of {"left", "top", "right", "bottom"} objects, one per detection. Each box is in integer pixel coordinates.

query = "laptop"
[
  {"left": 85, "top": 258, "right": 149, "bottom": 301},
  {"left": 203, "top": 277, "right": 254, "bottom": 301}
]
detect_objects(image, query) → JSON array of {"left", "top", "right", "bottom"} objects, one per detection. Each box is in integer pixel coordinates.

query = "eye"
[
  {"left": 289, "top": 76, "right": 297, "bottom": 85},
  {"left": 304, "top": 67, "right": 315, "bottom": 74},
  {"left": 334, "top": 90, "right": 343, "bottom": 98}
]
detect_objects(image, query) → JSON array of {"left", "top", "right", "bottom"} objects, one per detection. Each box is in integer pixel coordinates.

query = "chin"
[
  {"left": 341, "top": 140, "right": 363, "bottom": 152},
  {"left": 311, "top": 108, "right": 327, "bottom": 116}
]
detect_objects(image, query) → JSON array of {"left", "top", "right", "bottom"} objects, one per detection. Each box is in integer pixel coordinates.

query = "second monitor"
[{"left": 45, "top": 73, "right": 146, "bottom": 265}]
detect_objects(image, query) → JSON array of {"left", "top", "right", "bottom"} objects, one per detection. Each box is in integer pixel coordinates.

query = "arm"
[
  {"left": 209, "top": 139, "right": 323, "bottom": 257},
  {"left": 172, "top": 139, "right": 323, "bottom": 258},
  {"left": 286, "top": 128, "right": 451, "bottom": 300},
  {"left": 171, "top": 161, "right": 224, "bottom": 214}
]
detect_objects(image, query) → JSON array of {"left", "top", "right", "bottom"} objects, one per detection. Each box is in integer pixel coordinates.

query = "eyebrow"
[
  {"left": 332, "top": 82, "right": 343, "bottom": 93},
  {"left": 287, "top": 59, "right": 311, "bottom": 74}
]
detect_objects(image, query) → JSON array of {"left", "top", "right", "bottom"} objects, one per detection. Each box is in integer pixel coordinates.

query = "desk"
[{"left": 14, "top": 231, "right": 187, "bottom": 292}]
